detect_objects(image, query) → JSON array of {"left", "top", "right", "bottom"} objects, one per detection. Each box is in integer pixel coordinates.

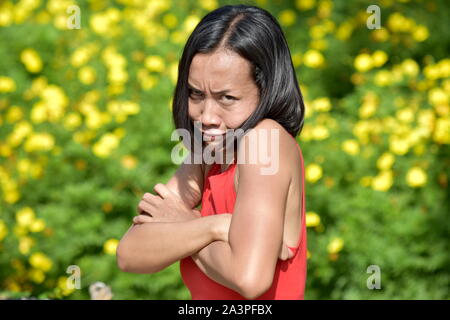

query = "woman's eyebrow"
[{"left": 188, "top": 83, "right": 233, "bottom": 95}]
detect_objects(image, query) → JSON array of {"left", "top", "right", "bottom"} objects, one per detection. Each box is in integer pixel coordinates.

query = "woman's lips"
[{"left": 203, "top": 132, "right": 225, "bottom": 142}]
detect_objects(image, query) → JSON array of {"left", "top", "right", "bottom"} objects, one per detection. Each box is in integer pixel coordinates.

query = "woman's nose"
[{"left": 200, "top": 100, "right": 221, "bottom": 127}]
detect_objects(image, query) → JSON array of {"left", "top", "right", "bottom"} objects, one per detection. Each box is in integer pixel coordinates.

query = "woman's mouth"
[{"left": 203, "top": 134, "right": 224, "bottom": 142}]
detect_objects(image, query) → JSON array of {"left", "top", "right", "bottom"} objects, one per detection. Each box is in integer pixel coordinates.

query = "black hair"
[{"left": 172, "top": 4, "right": 305, "bottom": 156}]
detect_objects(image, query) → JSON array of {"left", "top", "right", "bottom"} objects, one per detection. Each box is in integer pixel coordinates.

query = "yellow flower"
[
  {"left": 162, "top": 13, "right": 178, "bottom": 29},
  {"left": 24, "top": 132, "right": 55, "bottom": 152},
  {"left": 371, "top": 50, "right": 388, "bottom": 67},
  {"left": 424, "top": 64, "right": 440, "bottom": 80},
  {"left": 170, "top": 30, "right": 189, "bottom": 45},
  {"left": 109, "top": 67, "right": 128, "bottom": 84},
  {"left": 374, "top": 70, "right": 391, "bottom": 86},
  {"left": 30, "top": 219, "right": 45, "bottom": 233},
  {"left": 122, "top": 155, "right": 137, "bottom": 169},
  {"left": 145, "top": 55, "right": 165, "bottom": 73},
  {"left": 296, "top": 0, "right": 316, "bottom": 11},
  {"left": 389, "top": 135, "right": 410, "bottom": 155},
  {"left": 29, "top": 252, "right": 53, "bottom": 272},
  {"left": 412, "top": 25, "right": 429, "bottom": 42},
  {"left": 85, "top": 110, "right": 104, "bottom": 129},
  {"left": 428, "top": 88, "right": 448, "bottom": 106},
  {"left": 16, "top": 207, "right": 36, "bottom": 227},
  {"left": 406, "top": 166, "right": 427, "bottom": 187},
  {"left": 104, "top": 238, "right": 119, "bottom": 255},
  {"left": 354, "top": 53, "right": 373, "bottom": 72},
  {"left": 184, "top": 15, "right": 200, "bottom": 32},
  {"left": 64, "top": 113, "right": 82, "bottom": 130},
  {"left": 29, "top": 269, "right": 45, "bottom": 284},
  {"left": 0, "top": 219, "right": 8, "bottom": 241},
  {"left": 396, "top": 108, "right": 414, "bottom": 123},
  {"left": 312, "top": 125, "right": 329, "bottom": 140},
  {"left": 372, "top": 28, "right": 389, "bottom": 42},
  {"left": 92, "top": 133, "right": 120, "bottom": 158},
  {"left": 303, "top": 50, "right": 324, "bottom": 68},
  {"left": 306, "top": 212, "right": 321, "bottom": 227},
  {"left": 312, "top": 97, "right": 331, "bottom": 112},
  {"left": 327, "top": 237, "right": 344, "bottom": 254},
  {"left": 90, "top": 13, "right": 110, "bottom": 35},
  {"left": 401, "top": 59, "right": 419, "bottom": 77},
  {"left": 57, "top": 276, "right": 75, "bottom": 296},
  {"left": 199, "top": 0, "right": 218, "bottom": 11},
  {"left": 6, "top": 106, "right": 24, "bottom": 123},
  {"left": 359, "top": 100, "right": 377, "bottom": 118},
  {"left": 372, "top": 170, "right": 393, "bottom": 192},
  {"left": 342, "top": 139, "right": 360, "bottom": 155},
  {"left": 305, "top": 163, "right": 323, "bottom": 183},
  {"left": 0, "top": 76, "right": 16, "bottom": 92},
  {"left": 20, "top": 48, "right": 43, "bottom": 73},
  {"left": 433, "top": 117, "right": 450, "bottom": 144},
  {"left": 279, "top": 9, "right": 296, "bottom": 27},
  {"left": 37, "top": 85, "right": 69, "bottom": 123},
  {"left": 387, "top": 13, "right": 408, "bottom": 32},
  {"left": 71, "top": 47, "right": 90, "bottom": 67},
  {"left": 5, "top": 189, "right": 20, "bottom": 204},
  {"left": 19, "top": 236, "right": 35, "bottom": 255},
  {"left": 78, "top": 66, "right": 96, "bottom": 85},
  {"left": 437, "top": 59, "right": 450, "bottom": 78},
  {"left": 377, "top": 152, "right": 395, "bottom": 170},
  {"left": 417, "top": 109, "right": 435, "bottom": 128}
]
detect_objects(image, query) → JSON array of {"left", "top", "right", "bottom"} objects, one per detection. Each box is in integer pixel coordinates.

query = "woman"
[{"left": 117, "top": 4, "right": 307, "bottom": 300}]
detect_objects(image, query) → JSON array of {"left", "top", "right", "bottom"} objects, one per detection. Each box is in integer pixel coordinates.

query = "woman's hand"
[{"left": 136, "top": 183, "right": 201, "bottom": 223}]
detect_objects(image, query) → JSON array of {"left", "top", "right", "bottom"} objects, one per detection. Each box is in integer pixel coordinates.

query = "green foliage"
[{"left": 0, "top": 0, "right": 448, "bottom": 299}]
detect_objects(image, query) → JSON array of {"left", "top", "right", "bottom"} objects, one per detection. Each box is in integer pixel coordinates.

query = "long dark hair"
[{"left": 172, "top": 4, "right": 305, "bottom": 156}]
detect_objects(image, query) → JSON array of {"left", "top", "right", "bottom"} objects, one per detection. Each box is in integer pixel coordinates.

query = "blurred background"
[{"left": 0, "top": 0, "right": 448, "bottom": 299}]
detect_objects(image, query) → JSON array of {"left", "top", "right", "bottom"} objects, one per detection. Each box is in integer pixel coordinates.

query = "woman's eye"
[
  {"left": 223, "top": 95, "right": 237, "bottom": 101},
  {"left": 189, "top": 89, "right": 203, "bottom": 99}
]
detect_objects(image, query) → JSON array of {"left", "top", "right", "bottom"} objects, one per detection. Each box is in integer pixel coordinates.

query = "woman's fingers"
[
  {"left": 133, "top": 214, "right": 153, "bottom": 224},
  {"left": 137, "top": 199, "right": 154, "bottom": 215},
  {"left": 153, "top": 183, "right": 172, "bottom": 199}
]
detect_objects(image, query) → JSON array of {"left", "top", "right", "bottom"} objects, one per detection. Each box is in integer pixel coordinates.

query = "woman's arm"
[
  {"left": 117, "top": 151, "right": 211, "bottom": 274},
  {"left": 117, "top": 214, "right": 227, "bottom": 274},
  {"left": 190, "top": 120, "right": 294, "bottom": 299}
]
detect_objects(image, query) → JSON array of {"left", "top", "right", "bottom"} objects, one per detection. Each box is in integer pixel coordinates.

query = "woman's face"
[{"left": 187, "top": 49, "right": 260, "bottom": 146}]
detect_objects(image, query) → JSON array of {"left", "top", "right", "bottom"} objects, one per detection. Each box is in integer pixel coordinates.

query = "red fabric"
[{"left": 180, "top": 135, "right": 307, "bottom": 299}]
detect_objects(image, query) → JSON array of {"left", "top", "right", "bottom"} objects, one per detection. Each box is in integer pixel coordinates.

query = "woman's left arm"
[{"left": 191, "top": 122, "right": 293, "bottom": 299}]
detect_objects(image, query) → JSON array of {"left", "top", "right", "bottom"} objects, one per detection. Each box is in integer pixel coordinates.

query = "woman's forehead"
[{"left": 188, "top": 51, "right": 253, "bottom": 89}]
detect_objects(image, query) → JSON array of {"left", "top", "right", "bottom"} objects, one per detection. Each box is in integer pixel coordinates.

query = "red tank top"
[{"left": 180, "top": 135, "right": 307, "bottom": 299}]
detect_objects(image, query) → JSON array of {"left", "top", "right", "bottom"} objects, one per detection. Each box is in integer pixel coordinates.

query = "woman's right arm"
[{"left": 117, "top": 214, "right": 228, "bottom": 274}]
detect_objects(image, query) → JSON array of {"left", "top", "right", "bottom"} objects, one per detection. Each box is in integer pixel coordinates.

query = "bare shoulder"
[
  {"left": 236, "top": 118, "right": 294, "bottom": 183},
  {"left": 238, "top": 118, "right": 296, "bottom": 163}
]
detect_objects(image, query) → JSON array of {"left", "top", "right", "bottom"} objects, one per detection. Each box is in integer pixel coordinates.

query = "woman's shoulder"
[
  {"left": 240, "top": 118, "right": 298, "bottom": 162},
  {"left": 236, "top": 118, "right": 297, "bottom": 181}
]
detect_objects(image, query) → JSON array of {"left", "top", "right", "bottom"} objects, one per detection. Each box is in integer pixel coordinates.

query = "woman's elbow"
[
  {"left": 237, "top": 272, "right": 273, "bottom": 300},
  {"left": 116, "top": 241, "right": 132, "bottom": 272},
  {"left": 116, "top": 241, "right": 162, "bottom": 274}
]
